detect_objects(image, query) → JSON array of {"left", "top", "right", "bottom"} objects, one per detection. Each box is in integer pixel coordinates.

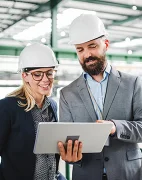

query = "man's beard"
[{"left": 81, "top": 55, "right": 106, "bottom": 76}]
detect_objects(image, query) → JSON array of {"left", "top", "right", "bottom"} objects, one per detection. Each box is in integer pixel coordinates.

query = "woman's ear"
[{"left": 22, "top": 72, "right": 29, "bottom": 82}]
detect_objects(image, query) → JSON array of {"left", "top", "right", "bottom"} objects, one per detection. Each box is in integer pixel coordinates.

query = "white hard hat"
[
  {"left": 18, "top": 43, "right": 58, "bottom": 72},
  {"left": 69, "top": 13, "right": 107, "bottom": 45}
]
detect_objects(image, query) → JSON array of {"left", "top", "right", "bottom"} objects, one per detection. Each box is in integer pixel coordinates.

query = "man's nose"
[{"left": 83, "top": 49, "right": 92, "bottom": 59}]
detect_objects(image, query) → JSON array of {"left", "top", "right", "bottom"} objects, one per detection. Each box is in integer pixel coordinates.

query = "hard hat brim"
[{"left": 68, "top": 35, "right": 105, "bottom": 45}]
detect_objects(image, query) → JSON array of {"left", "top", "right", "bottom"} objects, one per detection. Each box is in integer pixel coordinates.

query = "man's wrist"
[{"left": 108, "top": 119, "right": 117, "bottom": 137}]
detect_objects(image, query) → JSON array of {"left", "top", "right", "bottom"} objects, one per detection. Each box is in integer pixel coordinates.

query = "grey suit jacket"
[{"left": 59, "top": 68, "right": 142, "bottom": 180}]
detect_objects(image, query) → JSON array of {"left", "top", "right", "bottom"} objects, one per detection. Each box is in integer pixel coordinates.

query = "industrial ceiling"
[{"left": 0, "top": 0, "right": 142, "bottom": 55}]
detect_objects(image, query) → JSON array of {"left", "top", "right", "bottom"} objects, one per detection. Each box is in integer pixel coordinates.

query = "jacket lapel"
[
  {"left": 77, "top": 74, "right": 97, "bottom": 122},
  {"left": 103, "top": 68, "right": 121, "bottom": 119},
  {"left": 48, "top": 98, "right": 58, "bottom": 122}
]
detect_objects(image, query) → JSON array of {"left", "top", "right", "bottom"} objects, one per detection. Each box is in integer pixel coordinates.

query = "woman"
[{"left": 0, "top": 43, "right": 66, "bottom": 180}]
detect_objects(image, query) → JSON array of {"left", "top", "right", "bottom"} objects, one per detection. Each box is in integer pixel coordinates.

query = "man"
[{"left": 58, "top": 13, "right": 142, "bottom": 180}]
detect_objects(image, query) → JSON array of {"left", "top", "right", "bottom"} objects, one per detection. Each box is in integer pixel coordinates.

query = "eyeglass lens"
[{"left": 31, "top": 70, "right": 55, "bottom": 81}]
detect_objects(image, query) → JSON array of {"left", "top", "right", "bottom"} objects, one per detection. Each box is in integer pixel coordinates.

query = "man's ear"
[
  {"left": 22, "top": 72, "right": 29, "bottom": 82},
  {"left": 104, "top": 39, "right": 109, "bottom": 50}
]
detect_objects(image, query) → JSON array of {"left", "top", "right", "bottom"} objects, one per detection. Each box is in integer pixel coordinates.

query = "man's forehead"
[{"left": 75, "top": 39, "right": 100, "bottom": 48}]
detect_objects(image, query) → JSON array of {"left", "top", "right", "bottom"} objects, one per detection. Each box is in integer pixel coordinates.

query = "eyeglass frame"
[{"left": 26, "top": 69, "right": 56, "bottom": 81}]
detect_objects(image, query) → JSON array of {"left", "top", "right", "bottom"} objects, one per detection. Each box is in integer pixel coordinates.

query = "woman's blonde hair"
[{"left": 7, "top": 79, "right": 36, "bottom": 112}]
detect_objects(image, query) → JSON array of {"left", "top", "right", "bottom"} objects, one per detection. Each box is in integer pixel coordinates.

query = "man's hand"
[
  {"left": 96, "top": 120, "right": 116, "bottom": 135},
  {"left": 58, "top": 140, "right": 83, "bottom": 162}
]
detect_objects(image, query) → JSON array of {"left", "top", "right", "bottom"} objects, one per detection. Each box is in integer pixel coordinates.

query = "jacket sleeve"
[
  {"left": 59, "top": 90, "right": 73, "bottom": 122},
  {"left": 0, "top": 98, "right": 11, "bottom": 155},
  {"left": 59, "top": 90, "right": 82, "bottom": 165},
  {"left": 111, "top": 76, "right": 142, "bottom": 143}
]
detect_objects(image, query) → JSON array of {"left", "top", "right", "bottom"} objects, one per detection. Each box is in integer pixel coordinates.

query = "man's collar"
[{"left": 105, "top": 63, "right": 111, "bottom": 74}]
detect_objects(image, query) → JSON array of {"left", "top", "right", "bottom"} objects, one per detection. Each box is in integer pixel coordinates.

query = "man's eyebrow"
[
  {"left": 88, "top": 43, "right": 97, "bottom": 46},
  {"left": 76, "top": 47, "right": 82, "bottom": 50},
  {"left": 76, "top": 43, "right": 97, "bottom": 50}
]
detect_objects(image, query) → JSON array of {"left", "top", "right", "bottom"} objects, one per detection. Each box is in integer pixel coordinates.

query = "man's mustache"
[{"left": 84, "top": 56, "right": 100, "bottom": 63}]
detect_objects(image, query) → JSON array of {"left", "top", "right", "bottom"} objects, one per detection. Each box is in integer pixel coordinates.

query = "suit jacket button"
[
  {"left": 127, "top": 136, "right": 130, "bottom": 139},
  {"left": 104, "top": 157, "right": 109, "bottom": 161}
]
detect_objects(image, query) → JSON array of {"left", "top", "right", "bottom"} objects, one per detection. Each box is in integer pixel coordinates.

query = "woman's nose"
[{"left": 42, "top": 73, "right": 50, "bottom": 81}]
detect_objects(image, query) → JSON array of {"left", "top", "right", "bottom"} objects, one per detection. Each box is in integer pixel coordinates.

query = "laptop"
[{"left": 33, "top": 122, "right": 112, "bottom": 154}]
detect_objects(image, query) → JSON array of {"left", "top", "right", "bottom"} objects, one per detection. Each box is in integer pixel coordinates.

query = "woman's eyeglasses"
[{"left": 26, "top": 70, "right": 56, "bottom": 81}]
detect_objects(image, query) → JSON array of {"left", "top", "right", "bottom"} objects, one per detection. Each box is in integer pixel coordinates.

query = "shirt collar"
[{"left": 35, "top": 96, "right": 50, "bottom": 111}]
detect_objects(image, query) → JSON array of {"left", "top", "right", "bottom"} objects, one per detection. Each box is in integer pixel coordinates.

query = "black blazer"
[{"left": 0, "top": 97, "right": 60, "bottom": 180}]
